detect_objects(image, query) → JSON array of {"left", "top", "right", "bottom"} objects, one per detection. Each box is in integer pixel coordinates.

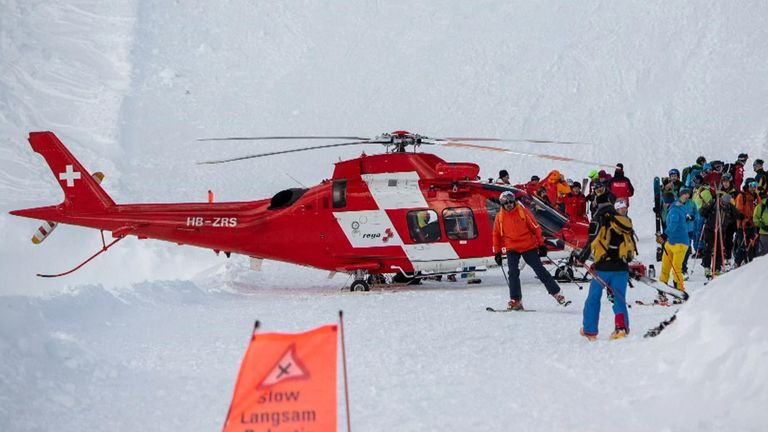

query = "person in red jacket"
[
  {"left": 607, "top": 163, "right": 635, "bottom": 208},
  {"left": 493, "top": 191, "right": 569, "bottom": 310},
  {"left": 563, "top": 181, "right": 588, "bottom": 223}
]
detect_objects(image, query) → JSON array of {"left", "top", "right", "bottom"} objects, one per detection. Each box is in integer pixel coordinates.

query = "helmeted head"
[
  {"left": 499, "top": 191, "right": 516, "bottom": 208},
  {"left": 755, "top": 159, "right": 765, "bottom": 171},
  {"left": 593, "top": 181, "right": 605, "bottom": 193},
  {"left": 588, "top": 169, "right": 599, "bottom": 180},
  {"left": 572, "top": 181, "right": 582, "bottom": 191},
  {"left": 499, "top": 169, "right": 509, "bottom": 180},
  {"left": 738, "top": 153, "right": 749, "bottom": 163},
  {"left": 679, "top": 187, "right": 692, "bottom": 198},
  {"left": 696, "top": 156, "right": 707, "bottom": 166},
  {"left": 669, "top": 168, "right": 680, "bottom": 178},
  {"left": 530, "top": 175, "right": 540, "bottom": 182},
  {"left": 720, "top": 193, "right": 732, "bottom": 205},
  {"left": 745, "top": 178, "right": 757, "bottom": 192},
  {"left": 721, "top": 173, "right": 733, "bottom": 184}
]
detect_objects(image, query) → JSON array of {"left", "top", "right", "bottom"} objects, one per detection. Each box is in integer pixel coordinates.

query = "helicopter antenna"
[{"left": 282, "top": 171, "right": 307, "bottom": 188}]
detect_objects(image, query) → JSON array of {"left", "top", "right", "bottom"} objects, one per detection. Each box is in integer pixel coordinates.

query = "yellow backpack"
[{"left": 591, "top": 214, "right": 637, "bottom": 263}]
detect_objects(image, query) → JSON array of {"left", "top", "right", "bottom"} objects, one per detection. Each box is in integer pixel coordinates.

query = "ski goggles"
[{"left": 748, "top": 181, "right": 758, "bottom": 188}]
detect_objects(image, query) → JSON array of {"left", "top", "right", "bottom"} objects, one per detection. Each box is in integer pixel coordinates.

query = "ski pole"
[
  {"left": 581, "top": 263, "right": 631, "bottom": 308},
  {"left": 689, "top": 224, "right": 706, "bottom": 276}
]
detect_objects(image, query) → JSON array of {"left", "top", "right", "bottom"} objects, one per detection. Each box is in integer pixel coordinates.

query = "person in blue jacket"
[{"left": 658, "top": 189, "right": 692, "bottom": 296}]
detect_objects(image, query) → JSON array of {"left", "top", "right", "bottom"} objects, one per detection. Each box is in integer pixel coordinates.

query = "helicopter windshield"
[{"left": 485, "top": 195, "right": 567, "bottom": 237}]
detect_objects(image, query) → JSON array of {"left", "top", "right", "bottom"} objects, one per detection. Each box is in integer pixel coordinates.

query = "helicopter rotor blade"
[
  {"left": 198, "top": 140, "right": 383, "bottom": 165},
  {"left": 197, "top": 135, "right": 371, "bottom": 142},
  {"left": 437, "top": 137, "right": 590, "bottom": 145},
  {"left": 430, "top": 141, "right": 614, "bottom": 169}
]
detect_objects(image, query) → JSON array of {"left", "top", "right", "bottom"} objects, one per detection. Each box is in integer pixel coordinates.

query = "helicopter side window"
[
  {"left": 407, "top": 209, "right": 441, "bottom": 243},
  {"left": 332, "top": 180, "right": 347, "bottom": 209},
  {"left": 486, "top": 198, "right": 501, "bottom": 226},
  {"left": 443, "top": 207, "right": 477, "bottom": 240}
]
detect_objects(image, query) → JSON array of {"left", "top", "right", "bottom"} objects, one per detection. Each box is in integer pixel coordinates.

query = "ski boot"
[
  {"left": 654, "top": 292, "right": 669, "bottom": 306},
  {"left": 552, "top": 292, "right": 570, "bottom": 307},
  {"left": 507, "top": 299, "right": 524, "bottom": 311},
  {"left": 609, "top": 328, "right": 628, "bottom": 340},
  {"left": 580, "top": 328, "right": 598, "bottom": 342},
  {"left": 704, "top": 267, "right": 713, "bottom": 280}
]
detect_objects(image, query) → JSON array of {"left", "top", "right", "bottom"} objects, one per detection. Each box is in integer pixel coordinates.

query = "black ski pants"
[{"left": 506, "top": 249, "right": 561, "bottom": 301}]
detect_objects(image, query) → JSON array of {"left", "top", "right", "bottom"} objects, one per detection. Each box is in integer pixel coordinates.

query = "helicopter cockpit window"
[
  {"left": 407, "top": 209, "right": 441, "bottom": 243},
  {"left": 443, "top": 207, "right": 477, "bottom": 240},
  {"left": 332, "top": 180, "right": 347, "bottom": 208}
]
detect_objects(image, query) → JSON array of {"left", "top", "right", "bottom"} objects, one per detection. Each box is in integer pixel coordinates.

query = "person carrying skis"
[
  {"left": 607, "top": 163, "right": 635, "bottom": 209},
  {"left": 563, "top": 181, "right": 588, "bottom": 224},
  {"left": 754, "top": 194, "right": 768, "bottom": 257},
  {"left": 657, "top": 188, "right": 693, "bottom": 293},
  {"left": 700, "top": 193, "right": 742, "bottom": 277},
  {"left": 735, "top": 179, "right": 760, "bottom": 266},
  {"left": 576, "top": 195, "right": 636, "bottom": 340},
  {"left": 492, "top": 191, "right": 568, "bottom": 310}
]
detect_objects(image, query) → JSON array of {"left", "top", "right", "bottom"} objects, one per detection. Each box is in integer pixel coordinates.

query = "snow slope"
[{"left": 2, "top": 0, "right": 768, "bottom": 430}]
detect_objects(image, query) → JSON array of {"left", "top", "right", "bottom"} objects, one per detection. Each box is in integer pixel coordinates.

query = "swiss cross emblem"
[
  {"left": 58, "top": 164, "right": 81, "bottom": 187},
  {"left": 382, "top": 228, "right": 394, "bottom": 243},
  {"left": 258, "top": 344, "right": 310, "bottom": 389}
]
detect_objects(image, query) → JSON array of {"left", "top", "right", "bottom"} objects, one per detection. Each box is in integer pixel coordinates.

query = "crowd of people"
[
  {"left": 490, "top": 154, "right": 768, "bottom": 340},
  {"left": 655, "top": 155, "right": 767, "bottom": 282}
]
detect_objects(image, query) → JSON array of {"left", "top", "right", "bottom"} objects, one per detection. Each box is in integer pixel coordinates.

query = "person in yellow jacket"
[{"left": 492, "top": 191, "right": 569, "bottom": 310}]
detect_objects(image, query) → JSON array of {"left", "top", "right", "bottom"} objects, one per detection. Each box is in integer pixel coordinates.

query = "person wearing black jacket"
[
  {"left": 576, "top": 196, "right": 633, "bottom": 340},
  {"left": 699, "top": 193, "right": 742, "bottom": 277}
]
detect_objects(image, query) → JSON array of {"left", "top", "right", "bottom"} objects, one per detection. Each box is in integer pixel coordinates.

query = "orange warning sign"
[{"left": 223, "top": 324, "right": 338, "bottom": 432}]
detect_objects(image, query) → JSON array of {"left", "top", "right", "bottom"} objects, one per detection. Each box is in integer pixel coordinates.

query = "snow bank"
[{"left": 633, "top": 256, "right": 768, "bottom": 431}]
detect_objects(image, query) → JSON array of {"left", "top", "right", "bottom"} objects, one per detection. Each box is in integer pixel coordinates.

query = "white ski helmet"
[{"left": 499, "top": 191, "right": 516, "bottom": 205}]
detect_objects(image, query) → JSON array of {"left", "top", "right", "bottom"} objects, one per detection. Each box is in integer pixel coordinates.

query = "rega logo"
[{"left": 362, "top": 233, "right": 382, "bottom": 239}]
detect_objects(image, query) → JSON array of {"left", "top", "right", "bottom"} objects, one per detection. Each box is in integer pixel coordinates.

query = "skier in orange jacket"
[{"left": 492, "top": 191, "right": 569, "bottom": 310}]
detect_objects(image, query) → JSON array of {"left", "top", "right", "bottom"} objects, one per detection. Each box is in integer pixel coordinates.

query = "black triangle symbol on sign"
[{"left": 258, "top": 344, "right": 310, "bottom": 389}]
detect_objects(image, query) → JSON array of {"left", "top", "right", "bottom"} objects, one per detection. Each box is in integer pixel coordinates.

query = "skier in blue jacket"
[{"left": 658, "top": 189, "right": 692, "bottom": 297}]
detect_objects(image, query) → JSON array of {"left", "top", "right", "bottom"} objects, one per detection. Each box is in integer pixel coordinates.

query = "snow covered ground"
[{"left": 2, "top": 1, "right": 768, "bottom": 431}]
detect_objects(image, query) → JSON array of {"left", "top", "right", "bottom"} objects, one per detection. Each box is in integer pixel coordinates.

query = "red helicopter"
[{"left": 11, "top": 130, "right": 612, "bottom": 290}]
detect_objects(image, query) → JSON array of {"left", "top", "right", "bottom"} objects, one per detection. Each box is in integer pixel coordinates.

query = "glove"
[
  {"left": 494, "top": 252, "right": 503, "bottom": 266},
  {"left": 655, "top": 232, "right": 668, "bottom": 244},
  {"left": 538, "top": 245, "right": 548, "bottom": 257}
]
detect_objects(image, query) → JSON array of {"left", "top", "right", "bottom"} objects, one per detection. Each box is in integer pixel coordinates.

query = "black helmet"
[{"left": 721, "top": 173, "right": 733, "bottom": 181}]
